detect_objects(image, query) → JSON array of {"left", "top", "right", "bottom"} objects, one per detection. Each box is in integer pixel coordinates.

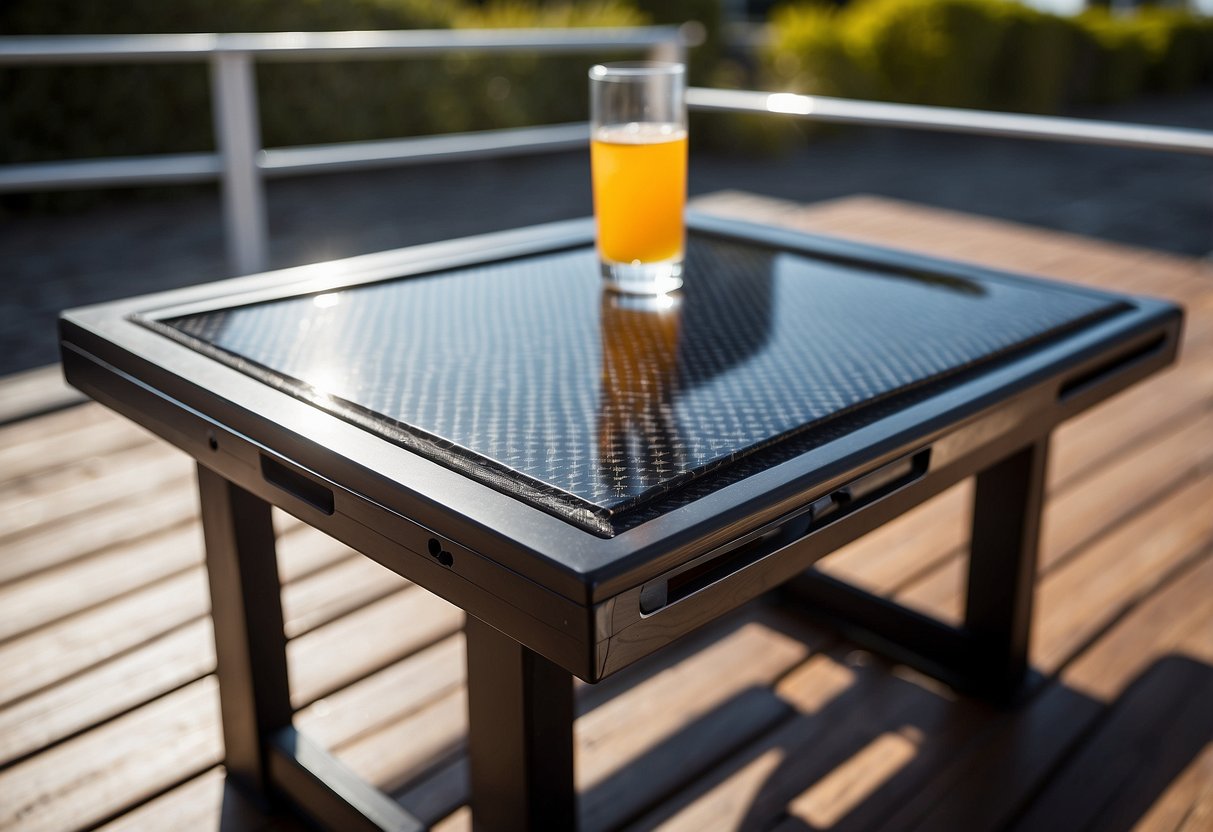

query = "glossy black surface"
[{"left": 154, "top": 232, "right": 1124, "bottom": 533}]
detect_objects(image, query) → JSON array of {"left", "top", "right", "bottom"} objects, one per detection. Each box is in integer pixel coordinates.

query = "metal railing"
[
  {"left": 0, "top": 29, "right": 687, "bottom": 274},
  {"left": 687, "top": 88, "right": 1213, "bottom": 157},
  {"left": 3, "top": 30, "right": 1212, "bottom": 276}
]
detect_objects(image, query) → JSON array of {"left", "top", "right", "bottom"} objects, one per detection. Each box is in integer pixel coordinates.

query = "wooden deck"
[{"left": 1, "top": 194, "right": 1210, "bottom": 832}]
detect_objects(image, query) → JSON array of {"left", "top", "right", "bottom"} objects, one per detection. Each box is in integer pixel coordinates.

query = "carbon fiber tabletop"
[{"left": 156, "top": 232, "right": 1125, "bottom": 534}]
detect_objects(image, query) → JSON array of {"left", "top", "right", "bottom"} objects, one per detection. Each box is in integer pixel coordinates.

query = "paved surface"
[{"left": 3, "top": 90, "right": 1211, "bottom": 377}]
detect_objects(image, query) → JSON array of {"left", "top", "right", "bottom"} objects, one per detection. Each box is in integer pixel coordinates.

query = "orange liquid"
[{"left": 591, "top": 125, "right": 687, "bottom": 265}]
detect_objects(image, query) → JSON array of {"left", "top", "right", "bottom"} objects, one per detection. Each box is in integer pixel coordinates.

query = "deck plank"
[
  {"left": 296, "top": 634, "right": 468, "bottom": 750},
  {"left": 343, "top": 609, "right": 823, "bottom": 831},
  {"left": 1, "top": 193, "right": 1209, "bottom": 832},
  {"left": 286, "top": 585, "right": 463, "bottom": 708},
  {"left": 0, "top": 403, "right": 157, "bottom": 487},
  {"left": 639, "top": 549, "right": 1213, "bottom": 832},
  {"left": 882, "top": 552, "right": 1213, "bottom": 832},
  {"left": 0, "top": 484, "right": 199, "bottom": 585},
  {"left": 1009, "top": 627, "right": 1213, "bottom": 832},
  {"left": 0, "top": 523, "right": 200, "bottom": 643},
  {"left": 0, "top": 568, "right": 210, "bottom": 709},
  {"left": 0, "top": 620, "right": 215, "bottom": 768},
  {"left": 1130, "top": 743, "right": 1213, "bottom": 832},
  {"left": 0, "top": 678, "right": 222, "bottom": 832},
  {"left": 0, "top": 528, "right": 408, "bottom": 765},
  {"left": 0, "top": 440, "right": 192, "bottom": 540},
  {"left": 94, "top": 768, "right": 294, "bottom": 832},
  {"left": 897, "top": 405, "right": 1213, "bottom": 624},
  {"left": 0, "top": 514, "right": 338, "bottom": 648}
]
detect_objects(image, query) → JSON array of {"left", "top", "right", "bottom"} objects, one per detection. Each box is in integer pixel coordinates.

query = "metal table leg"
[
  {"left": 201, "top": 429, "right": 1040, "bottom": 829},
  {"left": 782, "top": 438, "right": 1049, "bottom": 700},
  {"left": 466, "top": 614, "right": 577, "bottom": 832},
  {"left": 197, "top": 463, "right": 423, "bottom": 832},
  {"left": 964, "top": 439, "right": 1048, "bottom": 694},
  {"left": 197, "top": 462, "right": 292, "bottom": 795}
]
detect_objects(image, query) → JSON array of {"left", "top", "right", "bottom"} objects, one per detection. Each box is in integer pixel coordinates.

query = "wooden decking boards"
[{"left": 1, "top": 194, "right": 1210, "bottom": 832}]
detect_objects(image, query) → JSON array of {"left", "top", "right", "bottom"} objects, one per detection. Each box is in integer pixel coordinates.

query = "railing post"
[{"left": 210, "top": 50, "right": 269, "bottom": 276}]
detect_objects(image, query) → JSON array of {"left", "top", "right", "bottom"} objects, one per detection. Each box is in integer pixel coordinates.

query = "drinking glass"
[{"left": 589, "top": 62, "right": 687, "bottom": 295}]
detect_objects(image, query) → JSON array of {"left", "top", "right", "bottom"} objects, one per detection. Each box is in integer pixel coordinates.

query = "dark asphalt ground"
[{"left": 3, "top": 89, "right": 1210, "bottom": 376}]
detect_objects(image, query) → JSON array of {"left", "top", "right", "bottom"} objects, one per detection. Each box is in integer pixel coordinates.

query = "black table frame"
[{"left": 60, "top": 216, "right": 1182, "bottom": 831}]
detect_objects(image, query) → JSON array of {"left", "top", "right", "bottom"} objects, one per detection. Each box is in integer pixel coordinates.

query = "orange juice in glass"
[{"left": 589, "top": 63, "right": 687, "bottom": 295}]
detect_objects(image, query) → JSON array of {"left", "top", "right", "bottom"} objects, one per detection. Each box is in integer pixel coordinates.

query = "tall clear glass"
[{"left": 589, "top": 62, "right": 687, "bottom": 295}]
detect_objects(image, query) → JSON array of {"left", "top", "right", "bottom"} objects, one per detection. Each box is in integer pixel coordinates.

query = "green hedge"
[
  {"left": 766, "top": 0, "right": 1213, "bottom": 114},
  {"left": 1109, "top": 7, "right": 1210, "bottom": 93},
  {"left": 5, "top": 0, "right": 1208, "bottom": 210},
  {"left": 0, "top": 0, "right": 659, "bottom": 169},
  {"left": 2, "top": 0, "right": 734, "bottom": 211}
]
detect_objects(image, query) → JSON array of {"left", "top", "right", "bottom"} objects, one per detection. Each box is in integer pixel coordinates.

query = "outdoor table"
[{"left": 59, "top": 213, "right": 1181, "bottom": 832}]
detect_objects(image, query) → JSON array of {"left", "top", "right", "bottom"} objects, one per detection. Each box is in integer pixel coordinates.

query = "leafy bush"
[
  {"left": 1131, "top": 8, "right": 1211, "bottom": 93},
  {"left": 0, "top": 0, "right": 651, "bottom": 163},
  {"left": 5, "top": 0, "right": 1210, "bottom": 211},
  {"left": 765, "top": 0, "right": 1212, "bottom": 114},
  {"left": 444, "top": 0, "right": 645, "bottom": 134},
  {"left": 985, "top": 4, "right": 1075, "bottom": 114},
  {"left": 845, "top": 0, "right": 1008, "bottom": 108},
  {"left": 1072, "top": 9, "right": 1150, "bottom": 103},
  {"left": 0, "top": 0, "right": 662, "bottom": 210},
  {"left": 1, "top": 0, "right": 461, "bottom": 166},
  {"left": 767, "top": 5, "right": 875, "bottom": 99}
]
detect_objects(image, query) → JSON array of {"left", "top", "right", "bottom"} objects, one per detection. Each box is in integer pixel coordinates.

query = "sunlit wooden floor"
[{"left": 2, "top": 195, "right": 1210, "bottom": 832}]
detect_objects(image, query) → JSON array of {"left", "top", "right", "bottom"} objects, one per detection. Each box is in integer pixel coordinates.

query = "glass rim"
[{"left": 589, "top": 61, "right": 686, "bottom": 81}]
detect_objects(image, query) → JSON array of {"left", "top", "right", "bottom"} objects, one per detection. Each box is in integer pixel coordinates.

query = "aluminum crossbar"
[{"left": 686, "top": 87, "right": 1213, "bottom": 157}]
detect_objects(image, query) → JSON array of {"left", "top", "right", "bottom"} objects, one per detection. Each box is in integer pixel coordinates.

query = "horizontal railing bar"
[
  {"left": 687, "top": 88, "right": 1213, "bottom": 157},
  {"left": 0, "top": 27, "right": 683, "bottom": 64},
  {"left": 7, "top": 87, "right": 1210, "bottom": 194},
  {"left": 0, "top": 153, "right": 221, "bottom": 192},
  {"left": 0, "top": 124, "right": 593, "bottom": 192},
  {"left": 260, "top": 123, "right": 589, "bottom": 175}
]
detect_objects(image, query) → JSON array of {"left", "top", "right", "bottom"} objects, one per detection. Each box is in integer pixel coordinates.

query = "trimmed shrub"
[
  {"left": 0, "top": 0, "right": 649, "bottom": 158},
  {"left": 766, "top": 4, "right": 875, "bottom": 99},
  {"left": 845, "top": 0, "right": 1008, "bottom": 108},
  {"left": 1133, "top": 8, "right": 1210, "bottom": 92},
  {"left": 1, "top": 0, "right": 461, "bottom": 166},
  {"left": 985, "top": 3, "right": 1075, "bottom": 114},
  {"left": 1073, "top": 9, "right": 1150, "bottom": 103},
  {"left": 764, "top": 0, "right": 1213, "bottom": 115},
  {"left": 5, "top": 0, "right": 1211, "bottom": 210},
  {"left": 0, "top": 0, "right": 653, "bottom": 210},
  {"left": 445, "top": 0, "right": 646, "bottom": 134}
]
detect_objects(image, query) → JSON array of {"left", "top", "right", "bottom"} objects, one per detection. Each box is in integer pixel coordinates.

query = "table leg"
[
  {"left": 465, "top": 614, "right": 576, "bottom": 832},
  {"left": 964, "top": 438, "right": 1048, "bottom": 693},
  {"left": 198, "top": 463, "right": 425, "bottom": 831},
  {"left": 782, "top": 438, "right": 1049, "bottom": 701},
  {"left": 196, "top": 462, "right": 292, "bottom": 795}
]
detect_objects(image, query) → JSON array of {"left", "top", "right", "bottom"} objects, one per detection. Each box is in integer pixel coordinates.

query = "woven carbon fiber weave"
[{"left": 160, "top": 234, "right": 1122, "bottom": 532}]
